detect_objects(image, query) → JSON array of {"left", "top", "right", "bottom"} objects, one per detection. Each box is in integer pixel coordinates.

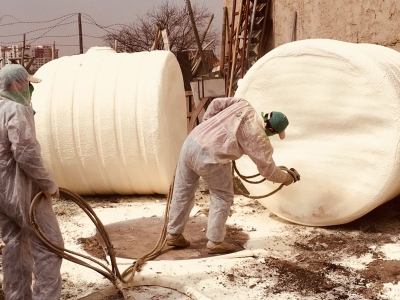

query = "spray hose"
[
  {"left": 29, "top": 163, "right": 299, "bottom": 299},
  {"left": 29, "top": 177, "right": 175, "bottom": 300},
  {"left": 232, "top": 161, "right": 301, "bottom": 199}
]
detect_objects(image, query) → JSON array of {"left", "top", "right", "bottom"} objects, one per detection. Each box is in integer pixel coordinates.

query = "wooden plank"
[{"left": 188, "top": 97, "right": 210, "bottom": 134}]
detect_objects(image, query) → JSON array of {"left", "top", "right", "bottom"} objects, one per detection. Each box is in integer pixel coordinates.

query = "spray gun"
[{"left": 289, "top": 168, "right": 301, "bottom": 182}]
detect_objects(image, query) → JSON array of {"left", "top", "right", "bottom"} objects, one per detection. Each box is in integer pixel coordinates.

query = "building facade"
[
  {"left": 0, "top": 45, "right": 26, "bottom": 69},
  {"left": 31, "top": 45, "right": 59, "bottom": 72}
]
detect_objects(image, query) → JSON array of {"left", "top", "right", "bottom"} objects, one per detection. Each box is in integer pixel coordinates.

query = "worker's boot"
[
  {"left": 166, "top": 233, "right": 190, "bottom": 248},
  {"left": 206, "top": 240, "right": 236, "bottom": 254}
]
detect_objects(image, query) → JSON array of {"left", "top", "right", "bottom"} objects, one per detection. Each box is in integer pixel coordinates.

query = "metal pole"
[
  {"left": 200, "top": 14, "right": 214, "bottom": 45},
  {"left": 22, "top": 34, "right": 25, "bottom": 67},
  {"left": 151, "top": 23, "right": 162, "bottom": 51},
  {"left": 185, "top": 0, "right": 208, "bottom": 72},
  {"left": 228, "top": 0, "right": 245, "bottom": 96},
  {"left": 192, "top": 14, "right": 214, "bottom": 69},
  {"left": 78, "top": 13, "right": 83, "bottom": 54},
  {"left": 219, "top": 7, "right": 227, "bottom": 77},
  {"left": 225, "top": 0, "right": 237, "bottom": 95},
  {"left": 291, "top": 12, "right": 297, "bottom": 42},
  {"left": 245, "top": 0, "right": 258, "bottom": 73}
]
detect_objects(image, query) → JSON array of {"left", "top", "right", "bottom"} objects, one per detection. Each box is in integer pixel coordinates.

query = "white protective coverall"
[
  {"left": 168, "top": 97, "right": 289, "bottom": 243},
  {"left": 0, "top": 64, "right": 64, "bottom": 300}
]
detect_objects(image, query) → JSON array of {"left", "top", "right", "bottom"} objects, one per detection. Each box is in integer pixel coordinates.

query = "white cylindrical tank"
[
  {"left": 33, "top": 47, "right": 187, "bottom": 195},
  {"left": 234, "top": 39, "right": 400, "bottom": 226}
]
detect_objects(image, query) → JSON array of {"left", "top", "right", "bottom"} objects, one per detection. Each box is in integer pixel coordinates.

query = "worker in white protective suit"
[
  {"left": 0, "top": 64, "right": 64, "bottom": 299},
  {"left": 167, "top": 97, "right": 295, "bottom": 254}
]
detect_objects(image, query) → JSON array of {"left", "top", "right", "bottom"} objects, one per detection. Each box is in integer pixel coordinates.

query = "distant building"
[
  {"left": 0, "top": 44, "right": 58, "bottom": 73},
  {"left": 0, "top": 45, "right": 25, "bottom": 69},
  {"left": 31, "top": 45, "right": 59, "bottom": 72}
]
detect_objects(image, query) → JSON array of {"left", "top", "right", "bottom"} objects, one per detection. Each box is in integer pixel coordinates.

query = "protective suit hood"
[{"left": 0, "top": 64, "right": 37, "bottom": 106}]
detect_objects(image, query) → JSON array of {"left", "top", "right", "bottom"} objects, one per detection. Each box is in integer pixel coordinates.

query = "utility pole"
[
  {"left": 22, "top": 34, "right": 26, "bottom": 67},
  {"left": 78, "top": 13, "right": 83, "bottom": 54}
]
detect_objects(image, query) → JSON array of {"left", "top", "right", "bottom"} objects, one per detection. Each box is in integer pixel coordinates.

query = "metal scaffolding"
[{"left": 225, "top": 0, "right": 272, "bottom": 96}]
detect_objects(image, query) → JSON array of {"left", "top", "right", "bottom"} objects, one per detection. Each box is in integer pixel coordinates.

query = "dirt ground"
[{"left": 1, "top": 179, "right": 400, "bottom": 299}]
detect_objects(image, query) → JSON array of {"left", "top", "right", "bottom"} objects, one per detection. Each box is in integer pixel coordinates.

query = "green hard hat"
[
  {"left": 269, "top": 111, "right": 289, "bottom": 132},
  {"left": 261, "top": 111, "right": 289, "bottom": 139}
]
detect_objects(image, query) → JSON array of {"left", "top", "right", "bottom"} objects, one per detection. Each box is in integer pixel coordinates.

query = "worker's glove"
[
  {"left": 289, "top": 168, "right": 301, "bottom": 182},
  {"left": 280, "top": 166, "right": 301, "bottom": 185},
  {"left": 283, "top": 172, "right": 294, "bottom": 186}
]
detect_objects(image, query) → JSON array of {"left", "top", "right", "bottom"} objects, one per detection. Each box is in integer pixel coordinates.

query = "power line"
[
  {"left": 0, "top": 13, "right": 125, "bottom": 52},
  {"left": 0, "top": 13, "right": 77, "bottom": 26},
  {"left": 30, "top": 15, "right": 76, "bottom": 45},
  {"left": 1, "top": 33, "right": 106, "bottom": 46},
  {"left": 0, "top": 14, "right": 22, "bottom": 24},
  {"left": 0, "top": 21, "right": 77, "bottom": 37},
  {"left": 80, "top": 14, "right": 125, "bottom": 34}
]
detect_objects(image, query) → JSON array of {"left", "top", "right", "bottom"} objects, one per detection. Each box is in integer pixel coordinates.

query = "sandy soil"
[{"left": 1, "top": 179, "right": 400, "bottom": 299}]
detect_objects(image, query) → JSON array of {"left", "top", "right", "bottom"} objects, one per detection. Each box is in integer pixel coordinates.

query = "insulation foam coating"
[
  {"left": 234, "top": 39, "right": 400, "bottom": 226},
  {"left": 33, "top": 47, "right": 187, "bottom": 195}
]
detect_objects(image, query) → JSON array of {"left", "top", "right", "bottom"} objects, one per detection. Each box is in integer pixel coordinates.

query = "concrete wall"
[
  {"left": 223, "top": 0, "right": 400, "bottom": 53},
  {"left": 275, "top": 0, "right": 400, "bottom": 52}
]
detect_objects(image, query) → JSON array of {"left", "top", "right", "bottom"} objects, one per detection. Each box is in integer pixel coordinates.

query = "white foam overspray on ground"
[{"left": 51, "top": 188, "right": 400, "bottom": 300}]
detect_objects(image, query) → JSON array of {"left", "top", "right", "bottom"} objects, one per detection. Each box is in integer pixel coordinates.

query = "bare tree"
[{"left": 103, "top": 1, "right": 219, "bottom": 54}]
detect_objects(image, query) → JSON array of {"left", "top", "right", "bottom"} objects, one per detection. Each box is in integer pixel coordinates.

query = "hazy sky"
[{"left": 0, "top": 0, "right": 223, "bottom": 57}]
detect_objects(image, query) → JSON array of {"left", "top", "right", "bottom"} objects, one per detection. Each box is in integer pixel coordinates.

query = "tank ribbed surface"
[
  {"left": 235, "top": 39, "right": 400, "bottom": 226},
  {"left": 33, "top": 47, "right": 187, "bottom": 195}
]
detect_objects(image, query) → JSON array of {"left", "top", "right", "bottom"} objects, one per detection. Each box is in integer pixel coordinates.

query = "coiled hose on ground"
[
  {"left": 29, "top": 178, "right": 175, "bottom": 300},
  {"left": 29, "top": 162, "right": 299, "bottom": 299}
]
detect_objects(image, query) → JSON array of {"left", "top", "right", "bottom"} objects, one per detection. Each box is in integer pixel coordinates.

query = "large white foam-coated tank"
[
  {"left": 33, "top": 47, "right": 187, "bottom": 195},
  {"left": 235, "top": 39, "right": 400, "bottom": 226}
]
